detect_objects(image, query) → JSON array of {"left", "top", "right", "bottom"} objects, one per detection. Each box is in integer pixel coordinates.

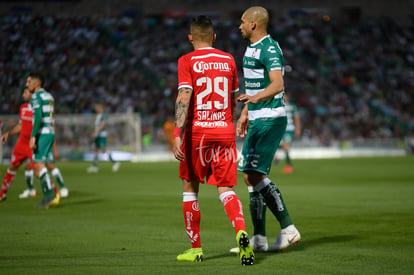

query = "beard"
[{"left": 240, "top": 30, "right": 250, "bottom": 40}]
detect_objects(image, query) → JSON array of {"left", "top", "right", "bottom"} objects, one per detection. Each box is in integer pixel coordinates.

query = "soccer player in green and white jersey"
[
  {"left": 235, "top": 6, "right": 300, "bottom": 252},
  {"left": 26, "top": 72, "right": 60, "bottom": 209},
  {"left": 280, "top": 93, "right": 301, "bottom": 174},
  {"left": 86, "top": 102, "right": 120, "bottom": 173}
]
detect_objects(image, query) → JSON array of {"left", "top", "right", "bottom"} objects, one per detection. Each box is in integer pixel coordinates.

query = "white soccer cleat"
[
  {"left": 19, "top": 189, "right": 37, "bottom": 199},
  {"left": 87, "top": 166, "right": 99, "bottom": 173},
  {"left": 59, "top": 187, "right": 69, "bottom": 198},
  {"left": 268, "top": 224, "right": 301, "bottom": 251},
  {"left": 229, "top": 234, "right": 268, "bottom": 253},
  {"left": 251, "top": 234, "right": 269, "bottom": 252},
  {"left": 112, "top": 162, "right": 120, "bottom": 172}
]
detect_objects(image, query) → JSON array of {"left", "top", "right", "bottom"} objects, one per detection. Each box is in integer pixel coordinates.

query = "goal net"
[{"left": 0, "top": 112, "right": 141, "bottom": 162}]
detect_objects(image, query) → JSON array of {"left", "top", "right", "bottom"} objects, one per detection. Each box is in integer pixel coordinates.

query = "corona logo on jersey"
[{"left": 193, "top": 61, "right": 230, "bottom": 74}]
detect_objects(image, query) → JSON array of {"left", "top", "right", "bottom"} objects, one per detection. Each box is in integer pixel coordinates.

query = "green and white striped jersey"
[
  {"left": 285, "top": 102, "right": 298, "bottom": 131},
  {"left": 31, "top": 89, "right": 55, "bottom": 137},
  {"left": 94, "top": 113, "right": 108, "bottom": 138},
  {"left": 243, "top": 34, "right": 286, "bottom": 122}
]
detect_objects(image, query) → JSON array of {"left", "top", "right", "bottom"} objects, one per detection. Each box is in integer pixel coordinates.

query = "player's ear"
[
  {"left": 251, "top": 21, "right": 256, "bottom": 31},
  {"left": 188, "top": 34, "right": 193, "bottom": 43},
  {"left": 212, "top": 33, "right": 216, "bottom": 43}
]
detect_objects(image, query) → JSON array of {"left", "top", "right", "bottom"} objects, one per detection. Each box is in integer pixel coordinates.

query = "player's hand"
[
  {"left": 1, "top": 132, "right": 9, "bottom": 144},
  {"left": 29, "top": 137, "right": 36, "bottom": 150},
  {"left": 238, "top": 94, "right": 258, "bottom": 104},
  {"left": 173, "top": 137, "right": 184, "bottom": 161},
  {"left": 236, "top": 115, "right": 249, "bottom": 138}
]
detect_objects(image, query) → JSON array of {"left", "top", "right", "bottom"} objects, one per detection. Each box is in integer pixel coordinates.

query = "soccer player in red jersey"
[
  {"left": 0, "top": 88, "right": 37, "bottom": 200},
  {"left": 173, "top": 16, "right": 254, "bottom": 265},
  {"left": 0, "top": 87, "right": 68, "bottom": 201}
]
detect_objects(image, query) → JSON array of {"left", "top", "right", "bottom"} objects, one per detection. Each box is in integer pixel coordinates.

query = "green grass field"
[{"left": 0, "top": 156, "right": 413, "bottom": 274}]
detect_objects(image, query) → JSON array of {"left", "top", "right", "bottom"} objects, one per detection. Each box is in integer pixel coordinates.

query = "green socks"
[
  {"left": 24, "top": 170, "right": 34, "bottom": 190},
  {"left": 255, "top": 178, "right": 293, "bottom": 229},
  {"left": 51, "top": 168, "right": 65, "bottom": 188},
  {"left": 285, "top": 149, "right": 292, "bottom": 165},
  {"left": 39, "top": 168, "right": 55, "bottom": 200},
  {"left": 249, "top": 191, "right": 267, "bottom": 236}
]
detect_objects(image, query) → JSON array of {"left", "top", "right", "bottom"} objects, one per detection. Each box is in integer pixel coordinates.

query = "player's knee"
[
  {"left": 243, "top": 173, "right": 250, "bottom": 185},
  {"left": 33, "top": 162, "right": 45, "bottom": 172},
  {"left": 46, "top": 163, "right": 55, "bottom": 170},
  {"left": 244, "top": 172, "right": 265, "bottom": 186},
  {"left": 8, "top": 164, "right": 19, "bottom": 172}
]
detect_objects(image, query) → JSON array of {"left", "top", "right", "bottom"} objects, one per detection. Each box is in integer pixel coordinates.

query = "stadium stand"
[{"left": 0, "top": 1, "right": 413, "bottom": 153}]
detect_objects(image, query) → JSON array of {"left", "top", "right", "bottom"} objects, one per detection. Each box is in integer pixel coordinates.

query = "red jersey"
[
  {"left": 18, "top": 103, "right": 33, "bottom": 145},
  {"left": 178, "top": 47, "right": 239, "bottom": 140}
]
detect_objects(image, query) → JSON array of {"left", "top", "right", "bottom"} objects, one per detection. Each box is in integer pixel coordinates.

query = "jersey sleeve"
[
  {"left": 177, "top": 55, "right": 193, "bottom": 90},
  {"left": 231, "top": 57, "right": 239, "bottom": 93},
  {"left": 30, "top": 94, "right": 41, "bottom": 137},
  {"left": 262, "top": 42, "right": 284, "bottom": 72},
  {"left": 19, "top": 105, "right": 23, "bottom": 123}
]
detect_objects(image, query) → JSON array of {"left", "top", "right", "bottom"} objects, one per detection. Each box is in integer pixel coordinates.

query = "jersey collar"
[{"left": 250, "top": 34, "right": 270, "bottom": 47}]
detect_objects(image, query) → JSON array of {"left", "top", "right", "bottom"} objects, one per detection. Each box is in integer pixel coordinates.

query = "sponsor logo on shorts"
[{"left": 196, "top": 134, "right": 237, "bottom": 167}]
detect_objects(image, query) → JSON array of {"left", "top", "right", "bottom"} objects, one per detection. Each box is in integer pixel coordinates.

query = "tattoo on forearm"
[
  {"left": 175, "top": 88, "right": 192, "bottom": 129},
  {"left": 175, "top": 101, "right": 187, "bottom": 128}
]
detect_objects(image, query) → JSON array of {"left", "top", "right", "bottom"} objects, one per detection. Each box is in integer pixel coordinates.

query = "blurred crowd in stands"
[{"left": 0, "top": 12, "right": 413, "bottom": 147}]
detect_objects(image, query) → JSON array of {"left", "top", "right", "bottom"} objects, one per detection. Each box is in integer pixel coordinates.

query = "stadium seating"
[{"left": 0, "top": 13, "right": 412, "bottom": 145}]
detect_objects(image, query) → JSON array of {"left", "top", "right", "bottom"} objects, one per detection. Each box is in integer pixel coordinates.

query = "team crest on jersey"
[
  {"left": 251, "top": 48, "right": 259, "bottom": 58},
  {"left": 245, "top": 47, "right": 261, "bottom": 59}
]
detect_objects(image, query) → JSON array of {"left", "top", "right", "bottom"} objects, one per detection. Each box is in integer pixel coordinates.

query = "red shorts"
[
  {"left": 10, "top": 141, "right": 32, "bottom": 166},
  {"left": 179, "top": 135, "right": 238, "bottom": 186}
]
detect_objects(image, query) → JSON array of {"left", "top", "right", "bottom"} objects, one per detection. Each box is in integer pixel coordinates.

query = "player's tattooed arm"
[
  {"left": 173, "top": 87, "right": 192, "bottom": 161},
  {"left": 174, "top": 87, "right": 193, "bottom": 131}
]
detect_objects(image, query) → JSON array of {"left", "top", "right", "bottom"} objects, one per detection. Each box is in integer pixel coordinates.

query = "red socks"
[
  {"left": 182, "top": 192, "right": 201, "bottom": 248},
  {"left": 182, "top": 191, "right": 247, "bottom": 249},
  {"left": 220, "top": 191, "right": 246, "bottom": 234},
  {"left": 0, "top": 169, "right": 16, "bottom": 193}
]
